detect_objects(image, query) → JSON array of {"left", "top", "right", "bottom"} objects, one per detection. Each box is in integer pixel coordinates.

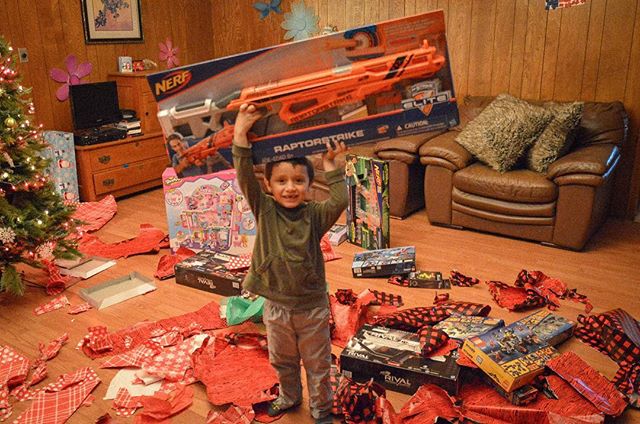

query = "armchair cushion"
[
  {"left": 526, "top": 102, "right": 584, "bottom": 173},
  {"left": 455, "top": 94, "right": 553, "bottom": 172}
]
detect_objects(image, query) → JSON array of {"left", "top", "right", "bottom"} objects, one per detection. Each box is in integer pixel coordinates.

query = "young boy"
[{"left": 232, "top": 104, "right": 347, "bottom": 424}]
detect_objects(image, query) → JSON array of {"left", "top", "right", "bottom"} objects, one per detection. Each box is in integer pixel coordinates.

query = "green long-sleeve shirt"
[{"left": 232, "top": 144, "right": 348, "bottom": 310}]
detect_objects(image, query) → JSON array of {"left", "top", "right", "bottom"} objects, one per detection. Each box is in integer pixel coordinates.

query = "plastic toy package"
[{"left": 147, "top": 10, "right": 459, "bottom": 170}]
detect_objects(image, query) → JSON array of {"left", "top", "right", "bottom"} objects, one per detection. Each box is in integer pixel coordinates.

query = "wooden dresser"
[{"left": 75, "top": 72, "right": 168, "bottom": 202}]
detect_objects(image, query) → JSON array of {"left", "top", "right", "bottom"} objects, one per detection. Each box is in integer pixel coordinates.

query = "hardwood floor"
[{"left": 1, "top": 187, "right": 639, "bottom": 423}]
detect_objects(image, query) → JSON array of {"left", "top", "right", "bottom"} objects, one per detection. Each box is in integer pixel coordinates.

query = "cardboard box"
[
  {"left": 516, "top": 310, "right": 575, "bottom": 346},
  {"left": 462, "top": 321, "right": 559, "bottom": 392},
  {"left": 55, "top": 256, "right": 116, "bottom": 279},
  {"left": 79, "top": 272, "right": 156, "bottom": 310},
  {"left": 346, "top": 154, "right": 390, "bottom": 249},
  {"left": 163, "top": 167, "right": 256, "bottom": 255},
  {"left": 174, "top": 250, "right": 246, "bottom": 296},
  {"left": 406, "top": 270, "right": 451, "bottom": 289},
  {"left": 352, "top": 246, "right": 415, "bottom": 278},
  {"left": 434, "top": 315, "right": 504, "bottom": 341},
  {"left": 147, "top": 11, "right": 459, "bottom": 166},
  {"left": 340, "top": 324, "right": 461, "bottom": 395},
  {"left": 42, "top": 131, "right": 79, "bottom": 202}
]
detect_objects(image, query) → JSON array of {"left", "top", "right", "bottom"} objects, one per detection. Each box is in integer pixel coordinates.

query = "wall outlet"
[{"left": 18, "top": 48, "right": 29, "bottom": 63}]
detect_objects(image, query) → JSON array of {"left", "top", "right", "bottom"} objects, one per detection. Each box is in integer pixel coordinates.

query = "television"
[{"left": 69, "top": 81, "right": 121, "bottom": 130}]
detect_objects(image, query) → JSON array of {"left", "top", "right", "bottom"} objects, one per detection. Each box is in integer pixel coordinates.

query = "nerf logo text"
[{"left": 155, "top": 70, "right": 192, "bottom": 96}]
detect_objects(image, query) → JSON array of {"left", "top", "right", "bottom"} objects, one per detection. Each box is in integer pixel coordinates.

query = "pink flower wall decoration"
[
  {"left": 159, "top": 38, "right": 180, "bottom": 69},
  {"left": 49, "top": 55, "right": 93, "bottom": 101}
]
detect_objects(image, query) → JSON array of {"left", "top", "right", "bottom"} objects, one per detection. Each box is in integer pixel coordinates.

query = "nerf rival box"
[
  {"left": 175, "top": 250, "right": 247, "bottom": 296},
  {"left": 345, "top": 155, "right": 390, "bottom": 249},
  {"left": 352, "top": 246, "right": 415, "bottom": 277},
  {"left": 462, "top": 321, "right": 559, "bottom": 392},
  {"left": 147, "top": 11, "right": 459, "bottom": 168},
  {"left": 340, "top": 324, "right": 461, "bottom": 395},
  {"left": 516, "top": 310, "right": 575, "bottom": 346},
  {"left": 163, "top": 167, "right": 256, "bottom": 255}
]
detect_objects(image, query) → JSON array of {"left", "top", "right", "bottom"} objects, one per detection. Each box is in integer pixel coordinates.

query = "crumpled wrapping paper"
[{"left": 78, "top": 223, "right": 167, "bottom": 259}]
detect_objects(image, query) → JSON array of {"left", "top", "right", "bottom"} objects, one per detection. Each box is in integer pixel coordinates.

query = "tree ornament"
[
  {"left": 0, "top": 87, "right": 5, "bottom": 96},
  {"left": 0, "top": 227, "right": 16, "bottom": 244},
  {"left": 4, "top": 116, "right": 17, "bottom": 128}
]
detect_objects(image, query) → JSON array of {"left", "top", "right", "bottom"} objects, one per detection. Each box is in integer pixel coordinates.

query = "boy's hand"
[
  {"left": 233, "top": 104, "right": 263, "bottom": 147},
  {"left": 323, "top": 141, "right": 348, "bottom": 172}
]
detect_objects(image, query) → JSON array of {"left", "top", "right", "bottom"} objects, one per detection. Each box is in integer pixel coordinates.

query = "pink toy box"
[{"left": 162, "top": 167, "right": 256, "bottom": 255}]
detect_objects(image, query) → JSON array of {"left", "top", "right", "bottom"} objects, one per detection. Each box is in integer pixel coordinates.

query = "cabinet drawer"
[
  {"left": 93, "top": 156, "right": 168, "bottom": 195},
  {"left": 89, "top": 137, "right": 166, "bottom": 171},
  {"left": 141, "top": 92, "right": 161, "bottom": 133}
]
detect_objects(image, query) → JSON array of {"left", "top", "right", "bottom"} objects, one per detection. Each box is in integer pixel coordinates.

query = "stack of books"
[{"left": 116, "top": 118, "right": 142, "bottom": 136}]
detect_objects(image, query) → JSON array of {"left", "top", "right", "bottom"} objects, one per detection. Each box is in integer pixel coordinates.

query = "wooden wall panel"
[{"left": 1, "top": 0, "right": 639, "bottom": 216}]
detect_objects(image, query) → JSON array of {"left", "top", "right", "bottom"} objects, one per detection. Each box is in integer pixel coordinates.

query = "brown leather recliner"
[{"left": 419, "top": 97, "right": 628, "bottom": 250}]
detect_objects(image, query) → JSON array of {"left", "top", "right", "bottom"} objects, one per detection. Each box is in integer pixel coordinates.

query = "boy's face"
[{"left": 264, "top": 162, "right": 310, "bottom": 208}]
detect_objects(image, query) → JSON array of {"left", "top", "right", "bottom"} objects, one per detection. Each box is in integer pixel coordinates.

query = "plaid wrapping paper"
[
  {"left": 0, "top": 346, "right": 30, "bottom": 420},
  {"left": 335, "top": 376, "right": 386, "bottom": 423},
  {"left": 450, "top": 270, "right": 480, "bottom": 287},
  {"left": 515, "top": 270, "right": 593, "bottom": 313},
  {"left": 206, "top": 405, "right": 255, "bottom": 424},
  {"left": 13, "top": 367, "right": 100, "bottom": 424},
  {"left": 373, "top": 300, "right": 490, "bottom": 332},
  {"left": 42, "top": 260, "right": 74, "bottom": 296},
  {"left": 112, "top": 387, "right": 142, "bottom": 417},
  {"left": 575, "top": 308, "right": 640, "bottom": 403},
  {"left": 417, "top": 326, "right": 450, "bottom": 356},
  {"left": 141, "top": 335, "right": 208, "bottom": 382},
  {"left": 100, "top": 341, "right": 162, "bottom": 369},
  {"left": 39, "top": 333, "right": 68, "bottom": 362},
  {"left": 33, "top": 295, "right": 69, "bottom": 316},
  {"left": 72, "top": 195, "right": 117, "bottom": 233},
  {"left": 486, "top": 279, "right": 546, "bottom": 311}
]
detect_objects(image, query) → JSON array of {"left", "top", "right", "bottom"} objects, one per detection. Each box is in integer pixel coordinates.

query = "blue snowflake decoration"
[
  {"left": 253, "top": 0, "right": 283, "bottom": 20},
  {"left": 281, "top": 1, "right": 319, "bottom": 41}
]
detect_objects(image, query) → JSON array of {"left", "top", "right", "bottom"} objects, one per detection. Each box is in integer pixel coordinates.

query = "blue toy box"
[
  {"left": 42, "top": 131, "right": 79, "bottom": 202},
  {"left": 147, "top": 11, "right": 458, "bottom": 168}
]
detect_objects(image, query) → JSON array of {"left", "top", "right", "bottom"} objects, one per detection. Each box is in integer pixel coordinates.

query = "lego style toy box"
[
  {"left": 345, "top": 154, "right": 389, "bottom": 249},
  {"left": 340, "top": 324, "right": 461, "bottom": 395},
  {"left": 516, "top": 310, "right": 575, "bottom": 346},
  {"left": 147, "top": 11, "right": 459, "bottom": 167},
  {"left": 352, "top": 246, "right": 415, "bottom": 278},
  {"left": 462, "top": 320, "right": 559, "bottom": 392},
  {"left": 162, "top": 167, "right": 256, "bottom": 255}
]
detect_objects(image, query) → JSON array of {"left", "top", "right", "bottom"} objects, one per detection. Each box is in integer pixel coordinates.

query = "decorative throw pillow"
[
  {"left": 455, "top": 94, "right": 553, "bottom": 172},
  {"left": 526, "top": 102, "right": 584, "bottom": 173}
]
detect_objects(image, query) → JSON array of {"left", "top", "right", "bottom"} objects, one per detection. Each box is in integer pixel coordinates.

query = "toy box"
[
  {"left": 407, "top": 270, "right": 450, "bottom": 288},
  {"left": 516, "top": 310, "right": 575, "bottom": 346},
  {"left": 352, "top": 246, "right": 415, "bottom": 278},
  {"left": 174, "top": 250, "right": 247, "bottom": 296},
  {"left": 345, "top": 154, "right": 389, "bottom": 249},
  {"left": 434, "top": 315, "right": 504, "bottom": 341},
  {"left": 147, "top": 11, "right": 459, "bottom": 169},
  {"left": 340, "top": 324, "right": 461, "bottom": 395},
  {"left": 326, "top": 223, "right": 348, "bottom": 246},
  {"left": 462, "top": 321, "right": 559, "bottom": 392},
  {"left": 42, "top": 131, "right": 79, "bottom": 202},
  {"left": 162, "top": 167, "right": 256, "bottom": 255}
]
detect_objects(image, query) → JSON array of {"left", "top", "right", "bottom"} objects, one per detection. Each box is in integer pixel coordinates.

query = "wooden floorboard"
[{"left": 1, "top": 187, "right": 639, "bottom": 423}]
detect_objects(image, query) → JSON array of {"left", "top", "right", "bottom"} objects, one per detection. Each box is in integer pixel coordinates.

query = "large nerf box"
[
  {"left": 174, "top": 250, "right": 247, "bottom": 296},
  {"left": 351, "top": 246, "right": 415, "bottom": 277},
  {"left": 462, "top": 320, "right": 559, "bottom": 392},
  {"left": 42, "top": 131, "right": 79, "bottom": 202},
  {"left": 345, "top": 154, "right": 389, "bottom": 249},
  {"left": 146, "top": 11, "right": 458, "bottom": 167},
  {"left": 340, "top": 324, "right": 461, "bottom": 395},
  {"left": 163, "top": 167, "right": 256, "bottom": 255}
]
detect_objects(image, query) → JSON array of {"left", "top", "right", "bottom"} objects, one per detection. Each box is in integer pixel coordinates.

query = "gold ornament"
[{"left": 4, "top": 117, "right": 17, "bottom": 128}]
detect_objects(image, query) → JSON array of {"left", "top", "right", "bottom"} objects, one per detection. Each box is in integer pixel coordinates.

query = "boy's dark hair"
[{"left": 265, "top": 157, "right": 314, "bottom": 182}]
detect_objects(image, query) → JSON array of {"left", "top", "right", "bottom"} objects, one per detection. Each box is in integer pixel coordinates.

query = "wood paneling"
[{"left": 1, "top": 0, "right": 639, "bottom": 217}]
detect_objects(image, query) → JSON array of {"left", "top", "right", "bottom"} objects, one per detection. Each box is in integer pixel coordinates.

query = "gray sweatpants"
[{"left": 263, "top": 299, "right": 332, "bottom": 419}]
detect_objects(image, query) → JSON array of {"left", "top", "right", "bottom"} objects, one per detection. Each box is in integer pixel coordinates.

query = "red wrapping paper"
[
  {"left": 547, "top": 351, "right": 627, "bottom": 416},
  {"left": 399, "top": 384, "right": 462, "bottom": 423},
  {"left": 78, "top": 224, "right": 166, "bottom": 259},
  {"left": 154, "top": 246, "right": 195, "bottom": 280}
]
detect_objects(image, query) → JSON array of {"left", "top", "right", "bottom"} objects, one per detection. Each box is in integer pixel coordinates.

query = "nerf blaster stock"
[{"left": 158, "top": 39, "right": 445, "bottom": 142}]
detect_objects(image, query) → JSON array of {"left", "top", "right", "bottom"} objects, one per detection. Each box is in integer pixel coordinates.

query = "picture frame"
[{"left": 81, "top": 0, "right": 144, "bottom": 44}]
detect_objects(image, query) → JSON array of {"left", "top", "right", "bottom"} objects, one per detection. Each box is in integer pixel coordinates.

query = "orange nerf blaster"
[{"left": 226, "top": 39, "right": 445, "bottom": 125}]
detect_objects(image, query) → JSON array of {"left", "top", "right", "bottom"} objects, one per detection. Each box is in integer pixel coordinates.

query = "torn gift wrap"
[
  {"left": 78, "top": 223, "right": 166, "bottom": 259},
  {"left": 33, "top": 295, "right": 69, "bottom": 316},
  {"left": 72, "top": 194, "right": 117, "bottom": 233}
]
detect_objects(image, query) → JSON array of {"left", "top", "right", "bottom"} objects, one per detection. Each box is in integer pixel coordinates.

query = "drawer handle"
[
  {"left": 98, "top": 155, "right": 111, "bottom": 164},
  {"left": 102, "top": 178, "right": 115, "bottom": 187}
]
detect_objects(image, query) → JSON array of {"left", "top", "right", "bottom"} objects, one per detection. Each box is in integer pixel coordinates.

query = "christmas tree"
[{"left": 0, "top": 36, "right": 79, "bottom": 296}]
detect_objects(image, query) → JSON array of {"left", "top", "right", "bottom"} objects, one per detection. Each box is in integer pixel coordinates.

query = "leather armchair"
[{"left": 419, "top": 99, "right": 628, "bottom": 250}]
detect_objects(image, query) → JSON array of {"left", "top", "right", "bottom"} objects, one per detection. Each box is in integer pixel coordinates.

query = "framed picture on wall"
[{"left": 81, "top": 0, "right": 144, "bottom": 44}]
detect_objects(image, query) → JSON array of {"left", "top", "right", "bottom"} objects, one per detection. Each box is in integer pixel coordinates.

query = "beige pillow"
[
  {"left": 455, "top": 94, "right": 553, "bottom": 172},
  {"left": 526, "top": 102, "right": 584, "bottom": 173}
]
